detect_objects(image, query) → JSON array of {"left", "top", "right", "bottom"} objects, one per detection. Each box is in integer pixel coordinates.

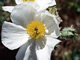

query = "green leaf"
[{"left": 77, "top": 7, "right": 80, "bottom": 12}]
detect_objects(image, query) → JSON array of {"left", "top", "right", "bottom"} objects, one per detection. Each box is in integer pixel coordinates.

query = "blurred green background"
[{"left": 0, "top": 0, "right": 80, "bottom": 60}]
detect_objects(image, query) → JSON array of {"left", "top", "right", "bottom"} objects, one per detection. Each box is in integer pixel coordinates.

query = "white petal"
[
  {"left": 22, "top": 38, "right": 48, "bottom": 60},
  {"left": 36, "top": 36, "right": 60, "bottom": 60},
  {"left": 2, "top": 21, "right": 29, "bottom": 50},
  {"left": 35, "top": 37, "right": 46, "bottom": 50},
  {"left": 16, "top": 39, "right": 35, "bottom": 60},
  {"left": 47, "top": 14, "right": 61, "bottom": 38},
  {"left": 46, "top": 36, "right": 60, "bottom": 51},
  {"left": 52, "top": 14, "right": 62, "bottom": 26},
  {"left": 36, "top": 46, "right": 51, "bottom": 60},
  {"left": 36, "top": 46, "right": 50, "bottom": 60},
  {"left": 2, "top": 6, "right": 14, "bottom": 13},
  {"left": 49, "top": 0, "right": 56, "bottom": 6},
  {"left": 16, "top": 43, "right": 29, "bottom": 60},
  {"left": 15, "top": 0, "right": 23, "bottom": 4},
  {"left": 41, "top": 11, "right": 60, "bottom": 37},
  {"left": 23, "top": 39, "right": 37, "bottom": 60},
  {"left": 33, "top": 10, "right": 46, "bottom": 22},
  {"left": 11, "top": 2, "right": 39, "bottom": 28},
  {"left": 49, "top": 28, "right": 60, "bottom": 38},
  {"left": 36, "top": 0, "right": 56, "bottom": 11},
  {"left": 23, "top": 43, "right": 52, "bottom": 60}
]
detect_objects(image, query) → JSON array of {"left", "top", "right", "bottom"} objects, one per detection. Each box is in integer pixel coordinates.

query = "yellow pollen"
[
  {"left": 23, "top": 0, "right": 35, "bottom": 2},
  {"left": 26, "top": 20, "right": 46, "bottom": 39}
]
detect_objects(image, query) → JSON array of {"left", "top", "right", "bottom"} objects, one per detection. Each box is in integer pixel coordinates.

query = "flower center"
[
  {"left": 23, "top": 0, "right": 35, "bottom": 2},
  {"left": 26, "top": 20, "right": 46, "bottom": 39}
]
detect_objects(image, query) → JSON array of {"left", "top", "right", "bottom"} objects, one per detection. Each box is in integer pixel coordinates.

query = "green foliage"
[
  {"left": 57, "top": 0, "right": 80, "bottom": 13},
  {"left": 77, "top": 7, "right": 80, "bottom": 12},
  {"left": 71, "top": 49, "right": 80, "bottom": 60},
  {"left": 60, "top": 27, "right": 78, "bottom": 39},
  {"left": 67, "top": 1, "right": 80, "bottom": 13},
  {"left": 0, "top": 1, "right": 10, "bottom": 26}
]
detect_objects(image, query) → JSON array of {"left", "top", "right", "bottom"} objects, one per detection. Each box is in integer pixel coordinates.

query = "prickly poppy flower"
[{"left": 2, "top": 2, "right": 60, "bottom": 60}]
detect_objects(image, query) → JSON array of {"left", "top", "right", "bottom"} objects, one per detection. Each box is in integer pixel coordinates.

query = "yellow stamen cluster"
[
  {"left": 26, "top": 20, "right": 46, "bottom": 39},
  {"left": 23, "top": 0, "right": 35, "bottom": 2}
]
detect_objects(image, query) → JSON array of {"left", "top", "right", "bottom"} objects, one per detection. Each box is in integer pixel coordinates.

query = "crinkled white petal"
[
  {"left": 2, "top": 21, "right": 29, "bottom": 50},
  {"left": 36, "top": 36, "right": 60, "bottom": 60},
  {"left": 17, "top": 36, "right": 60, "bottom": 60},
  {"left": 23, "top": 38, "right": 48, "bottom": 60},
  {"left": 23, "top": 39, "right": 37, "bottom": 60},
  {"left": 15, "top": 0, "right": 56, "bottom": 11},
  {"left": 33, "top": 10, "right": 46, "bottom": 22},
  {"left": 16, "top": 43, "right": 29, "bottom": 60},
  {"left": 36, "top": 46, "right": 51, "bottom": 60},
  {"left": 41, "top": 11, "right": 60, "bottom": 38},
  {"left": 49, "top": 29, "right": 60, "bottom": 38},
  {"left": 48, "top": 0, "right": 56, "bottom": 6},
  {"left": 36, "top": 0, "right": 56, "bottom": 11},
  {"left": 15, "top": 0, "right": 23, "bottom": 4},
  {"left": 45, "top": 12, "right": 61, "bottom": 38},
  {"left": 21, "top": 38, "right": 47, "bottom": 60},
  {"left": 46, "top": 36, "right": 60, "bottom": 51},
  {"left": 35, "top": 37, "right": 46, "bottom": 50},
  {"left": 11, "top": 2, "right": 39, "bottom": 28},
  {"left": 2, "top": 6, "right": 14, "bottom": 12},
  {"left": 36, "top": 0, "right": 56, "bottom": 6},
  {"left": 52, "top": 14, "right": 62, "bottom": 26},
  {"left": 23, "top": 44, "right": 50, "bottom": 60},
  {"left": 16, "top": 38, "right": 35, "bottom": 60}
]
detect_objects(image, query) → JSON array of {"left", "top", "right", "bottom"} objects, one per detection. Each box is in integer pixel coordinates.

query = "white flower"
[
  {"left": 2, "top": 0, "right": 56, "bottom": 12},
  {"left": 2, "top": 2, "right": 60, "bottom": 60}
]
